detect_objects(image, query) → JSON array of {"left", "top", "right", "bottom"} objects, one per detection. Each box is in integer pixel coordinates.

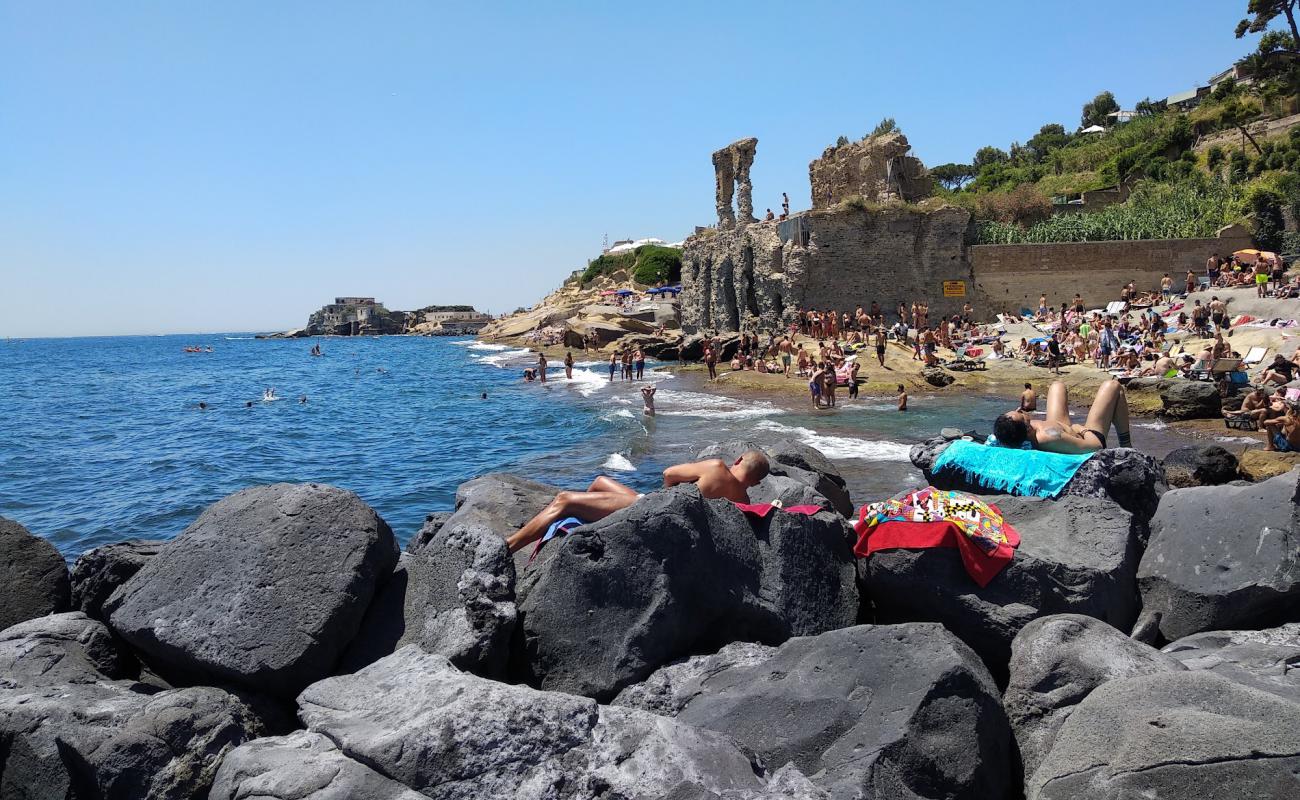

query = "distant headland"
[{"left": 261, "top": 297, "right": 493, "bottom": 338}]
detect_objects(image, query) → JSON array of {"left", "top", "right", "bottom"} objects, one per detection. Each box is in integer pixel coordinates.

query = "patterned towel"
[
  {"left": 931, "top": 439, "right": 1093, "bottom": 498},
  {"left": 853, "top": 487, "right": 1020, "bottom": 587}
]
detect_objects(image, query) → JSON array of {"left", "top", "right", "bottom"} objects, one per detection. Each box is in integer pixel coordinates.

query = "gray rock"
[
  {"left": 296, "top": 645, "right": 783, "bottom": 799},
  {"left": 404, "top": 510, "right": 450, "bottom": 553},
  {"left": 697, "top": 437, "right": 853, "bottom": 517},
  {"left": 1028, "top": 671, "right": 1300, "bottom": 800},
  {"left": 520, "top": 487, "right": 857, "bottom": 699},
  {"left": 865, "top": 495, "right": 1142, "bottom": 679},
  {"left": 340, "top": 508, "right": 516, "bottom": 678},
  {"left": 1163, "top": 624, "right": 1300, "bottom": 703},
  {"left": 211, "top": 730, "right": 428, "bottom": 800},
  {"left": 923, "top": 366, "right": 955, "bottom": 387},
  {"left": 612, "top": 641, "right": 777, "bottom": 717},
  {"left": 666, "top": 624, "right": 1010, "bottom": 800},
  {"left": 911, "top": 437, "right": 1167, "bottom": 523},
  {"left": 0, "top": 681, "right": 264, "bottom": 800},
  {"left": 69, "top": 539, "right": 163, "bottom": 622},
  {"left": 105, "top": 483, "right": 398, "bottom": 697},
  {"left": 1136, "top": 470, "right": 1300, "bottom": 643},
  {"left": 1162, "top": 444, "right": 1239, "bottom": 488},
  {"left": 1003, "top": 614, "right": 1186, "bottom": 782},
  {"left": 0, "top": 611, "right": 130, "bottom": 685},
  {"left": 1160, "top": 379, "right": 1223, "bottom": 420},
  {"left": 0, "top": 516, "right": 69, "bottom": 631}
]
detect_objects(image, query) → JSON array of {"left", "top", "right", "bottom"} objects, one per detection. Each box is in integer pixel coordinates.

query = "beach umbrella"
[
  {"left": 1234, "top": 249, "right": 1262, "bottom": 263},
  {"left": 615, "top": 289, "right": 634, "bottom": 296},
  {"left": 600, "top": 290, "right": 618, "bottom": 296}
]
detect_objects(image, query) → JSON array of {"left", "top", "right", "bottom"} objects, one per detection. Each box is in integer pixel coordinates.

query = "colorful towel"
[
  {"left": 931, "top": 439, "right": 1094, "bottom": 498},
  {"left": 853, "top": 487, "right": 1020, "bottom": 586}
]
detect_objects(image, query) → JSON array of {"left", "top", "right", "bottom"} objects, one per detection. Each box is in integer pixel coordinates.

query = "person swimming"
[{"left": 263, "top": 387, "right": 277, "bottom": 401}]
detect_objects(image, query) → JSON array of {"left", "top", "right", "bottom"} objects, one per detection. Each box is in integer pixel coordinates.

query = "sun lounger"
[
  {"left": 1189, "top": 357, "right": 1242, "bottom": 381},
  {"left": 1105, "top": 301, "right": 1127, "bottom": 315},
  {"left": 1243, "top": 346, "right": 1268, "bottom": 366}
]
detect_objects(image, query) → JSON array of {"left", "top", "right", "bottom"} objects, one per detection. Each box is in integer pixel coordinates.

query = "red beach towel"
[
  {"left": 732, "top": 502, "right": 824, "bottom": 518},
  {"left": 852, "top": 487, "right": 1020, "bottom": 587}
]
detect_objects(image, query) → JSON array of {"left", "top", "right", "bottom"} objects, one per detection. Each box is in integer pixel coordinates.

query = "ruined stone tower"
[{"left": 711, "top": 137, "right": 758, "bottom": 228}]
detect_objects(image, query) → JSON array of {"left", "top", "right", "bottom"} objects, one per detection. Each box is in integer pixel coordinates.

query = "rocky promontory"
[{"left": 3, "top": 437, "right": 1300, "bottom": 798}]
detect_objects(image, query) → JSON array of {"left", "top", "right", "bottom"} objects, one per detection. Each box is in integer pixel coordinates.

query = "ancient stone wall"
[
  {"left": 971, "top": 225, "right": 1253, "bottom": 314},
  {"left": 712, "top": 138, "right": 758, "bottom": 228},
  {"left": 680, "top": 205, "right": 975, "bottom": 333},
  {"left": 809, "top": 132, "right": 933, "bottom": 209}
]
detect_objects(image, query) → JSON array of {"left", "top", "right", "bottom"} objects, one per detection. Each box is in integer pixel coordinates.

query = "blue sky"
[{"left": 2, "top": 1, "right": 1258, "bottom": 336}]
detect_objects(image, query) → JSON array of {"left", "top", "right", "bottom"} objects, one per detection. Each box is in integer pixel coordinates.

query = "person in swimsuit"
[
  {"left": 992, "top": 379, "right": 1132, "bottom": 454},
  {"left": 504, "top": 451, "right": 770, "bottom": 552},
  {"left": 1020, "top": 383, "right": 1037, "bottom": 412},
  {"left": 1264, "top": 404, "right": 1300, "bottom": 452},
  {"left": 897, "top": 384, "right": 908, "bottom": 411},
  {"left": 641, "top": 385, "right": 656, "bottom": 416},
  {"left": 564, "top": 351, "right": 574, "bottom": 380}
]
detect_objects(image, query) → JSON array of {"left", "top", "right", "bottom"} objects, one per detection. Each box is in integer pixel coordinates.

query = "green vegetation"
[
  {"left": 580, "top": 244, "right": 682, "bottom": 286},
  {"left": 942, "top": 3, "right": 1300, "bottom": 249}
]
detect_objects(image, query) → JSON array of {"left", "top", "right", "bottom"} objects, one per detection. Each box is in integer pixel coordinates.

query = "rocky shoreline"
[{"left": 3, "top": 436, "right": 1300, "bottom": 798}]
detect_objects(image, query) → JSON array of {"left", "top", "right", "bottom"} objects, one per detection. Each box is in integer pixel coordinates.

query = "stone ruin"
[
  {"left": 809, "top": 131, "right": 933, "bottom": 209},
  {"left": 712, "top": 137, "right": 758, "bottom": 228}
]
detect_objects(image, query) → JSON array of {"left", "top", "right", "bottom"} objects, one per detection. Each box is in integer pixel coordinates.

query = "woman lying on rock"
[
  {"left": 991, "top": 379, "right": 1132, "bottom": 454},
  {"left": 504, "top": 451, "right": 771, "bottom": 553}
]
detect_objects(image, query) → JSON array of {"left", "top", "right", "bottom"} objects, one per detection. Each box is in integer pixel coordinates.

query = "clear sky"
[{"left": 2, "top": 1, "right": 1258, "bottom": 337}]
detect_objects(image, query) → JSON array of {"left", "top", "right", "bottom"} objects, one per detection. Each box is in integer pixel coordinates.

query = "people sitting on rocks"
[
  {"left": 992, "top": 379, "right": 1132, "bottom": 454},
  {"left": 1224, "top": 386, "right": 1275, "bottom": 425},
  {"left": 1259, "top": 354, "right": 1300, "bottom": 386},
  {"left": 1264, "top": 404, "right": 1300, "bottom": 452},
  {"left": 503, "top": 452, "right": 771, "bottom": 552}
]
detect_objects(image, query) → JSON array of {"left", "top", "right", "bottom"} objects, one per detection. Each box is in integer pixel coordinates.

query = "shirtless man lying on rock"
[
  {"left": 992, "top": 379, "right": 1132, "bottom": 454},
  {"left": 505, "top": 451, "right": 771, "bottom": 553}
]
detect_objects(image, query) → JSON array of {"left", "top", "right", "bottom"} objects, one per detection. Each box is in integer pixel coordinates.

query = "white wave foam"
[
  {"left": 224, "top": 336, "right": 254, "bottom": 340},
  {"left": 652, "top": 389, "right": 784, "bottom": 420},
  {"left": 1214, "top": 435, "right": 1258, "bottom": 445},
  {"left": 559, "top": 368, "right": 610, "bottom": 397},
  {"left": 754, "top": 420, "right": 911, "bottom": 461},
  {"left": 467, "top": 342, "right": 509, "bottom": 351},
  {"left": 475, "top": 348, "right": 533, "bottom": 367},
  {"left": 1135, "top": 420, "right": 1168, "bottom": 430},
  {"left": 601, "top": 409, "right": 636, "bottom": 421},
  {"left": 603, "top": 453, "right": 637, "bottom": 471}
]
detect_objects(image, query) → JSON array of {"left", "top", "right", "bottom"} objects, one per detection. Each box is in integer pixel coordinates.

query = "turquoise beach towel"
[{"left": 931, "top": 439, "right": 1094, "bottom": 498}]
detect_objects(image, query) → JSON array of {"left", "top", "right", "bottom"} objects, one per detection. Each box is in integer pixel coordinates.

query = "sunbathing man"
[
  {"left": 992, "top": 379, "right": 1132, "bottom": 454},
  {"left": 504, "top": 451, "right": 771, "bottom": 552},
  {"left": 1225, "top": 386, "right": 1272, "bottom": 424}
]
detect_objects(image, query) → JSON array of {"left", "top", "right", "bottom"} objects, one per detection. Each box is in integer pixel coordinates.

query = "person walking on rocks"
[{"left": 504, "top": 451, "right": 771, "bottom": 552}]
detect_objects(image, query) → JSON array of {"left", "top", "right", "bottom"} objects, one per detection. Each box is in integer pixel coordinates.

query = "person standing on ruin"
[{"left": 782, "top": 192, "right": 790, "bottom": 218}]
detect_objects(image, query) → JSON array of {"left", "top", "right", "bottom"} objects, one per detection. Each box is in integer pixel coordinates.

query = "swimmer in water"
[
  {"left": 299, "top": 395, "right": 307, "bottom": 404},
  {"left": 245, "top": 401, "right": 254, "bottom": 408},
  {"left": 198, "top": 402, "right": 208, "bottom": 410},
  {"left": 641, "top": 385, "right": 656, "bottom": 416},
  {"left": 481, "top": 392, "right": 488, "bottom": 399}
]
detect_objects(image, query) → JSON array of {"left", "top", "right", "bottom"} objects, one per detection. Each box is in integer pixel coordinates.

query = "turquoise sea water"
[{"left": 0, "top": 335, "right": 1189, "bottom": 557}]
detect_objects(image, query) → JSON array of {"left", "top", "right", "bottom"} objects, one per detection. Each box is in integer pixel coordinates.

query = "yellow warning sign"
[{"left": 942, "top": 280, "right": 966, "bottom": 298}]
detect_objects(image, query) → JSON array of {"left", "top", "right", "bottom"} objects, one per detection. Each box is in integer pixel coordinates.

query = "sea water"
[{"left": 0, "top": 335, "right": 1187, "bottom": 557}]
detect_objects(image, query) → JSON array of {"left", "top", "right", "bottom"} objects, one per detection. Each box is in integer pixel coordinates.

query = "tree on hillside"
[
  {"left": 1026, "top": 124, "right": 1069, "bottom": 163},
  {"left": 1081, "top": 91, "right": 1119, "bottom": 128},
  {"left": 1221, "top": 97, "right": 1265, "bottom": 154},
  {"left": 1236, "top": 1, "right": 1300, "bottom": 46},
  {"left": 869, "top": 117, "right": 898, "bottom": 138},
  {"left": 973, "top": 146, "right": 1009, "bottom": 170},
  {"left": 930, "top": 163, "right": 976, "bottom": 190}
]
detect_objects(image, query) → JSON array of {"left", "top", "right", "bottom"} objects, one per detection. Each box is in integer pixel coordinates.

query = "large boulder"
[
  {"left": 1, "top": 682, "right": 265, "bottom": 800},
  {"left": 211, "top": 730, "right": 427, "bottom": 800},
  {"left": 612, "top": 641, "right": 776, "bottom": 717},
  {"left": 0, "top": 613, "right": 266, "bottom": 800},
  {"left": 922, "top": 366, "right": 955, "bottom": 387},
  {"left": 69, "top": 539, "right": 163, "bottom": 622},
  {"left": 1163, "top": 623, "right": 1300, "bottom": 703},
  {"left": 624, "top": 624, "right": 1010, "bottom": 800},
  {"left": 1162, "top": 444, "right": 1239, "bottom": 488},
  {"left": 0, "top": 611, "right": 130, "bottom": 685},
  {"left": 865, "top": 494, "right": 1142, "bottom": 679},
  {"left": 1136, "top": 470, "right": 1300, "bottom": 643},
  {"left": 1003, "top": 614, "right": 1186, "bottom": 783},
  {"left": 911, "top": 438, "right": 1167, "bottom": 523},
  {"left": 340, "top": 508, "right": 516, "bottom": 678},
  {"left": 105, "top": 483, "right": 398, "bottom": 697},
  {"left": 295, "top": 645, "right": 803, "bottom": 798},
  {"left": 1027, "top": 671, "right": 1300, "bottom": 799},
  {"left": 0, "top": 516, "right": 69, "bottom": 631},
  {"left": 1238, "top": 448, "right": 1300, "bottom": 481},
  {"left": 696, "top": 437, "right": 853, "bottom": 517},
  {"left": 519, "top": 487, "right": 857, "bottom": 699},
  {"left": 1160, "top": 380, "right": 1223, "bottom": 419}
]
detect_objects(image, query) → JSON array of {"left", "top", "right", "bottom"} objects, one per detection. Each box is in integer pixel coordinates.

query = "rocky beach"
[{"left": 4, "top": 422, "right": 1300, "bottom": 798}]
